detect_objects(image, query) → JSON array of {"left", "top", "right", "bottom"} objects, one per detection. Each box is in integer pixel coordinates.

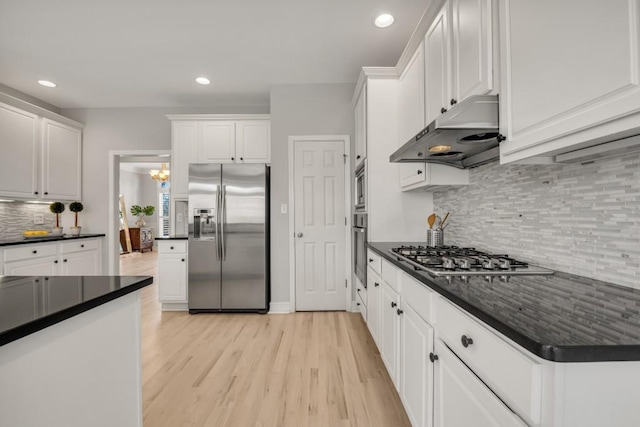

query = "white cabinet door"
[
  {"left": 4, "top": 256, "right": 58, "bottom": 276},
  {"left": 235, "top": 120, "right": 270, "bottom": 163},
  {"left": 380, "top": 281, "right": 400, "bottom": 387},
  {"left": 199, "top": 121, "right": 235, "bottom": 163},
  {"left": 171, "top": 121, "right": 199, "bottom": 199},
  {"left": 500, "top": 0, "right": 640, "bottom": 162},
  {"left": 0, "top": 103, "right": 39, "bottom": 199},
  {"left": 433, "top": 340, "right": 527, "bottom": 427},
  {"left": 400, "top": 302, "right": 435, "bottom": 427},
  {"left": 451, "top": 0, "right": 494, "bottom": 103},
  {"left": 158, "top": 253, "right": 187, "bottom": 302},
  {"left": 354, "top": 85, "right": 367, "bottom": 167},
  {"left": 366, "top": 268, "right": 381, "bottom": 346},
  {"left": 425, "top": 3, "right": 451, "bottom": 125},
  {"left": 398, "top": 43, "right": 428, "bottom": 188},
  {"left": 61, "top": 250, "right": 100, "bottom": 276},
  {"left": 41, "top": 119, "right": 82, "bottom": 201}
]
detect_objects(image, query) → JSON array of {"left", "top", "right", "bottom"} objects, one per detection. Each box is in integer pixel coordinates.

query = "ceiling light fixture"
[
  {"left": 149, "top": 163, "right": 170, "bottom": 182},
  {"left": 195, "top": 77, "right": 211, "bottom": 85},
  {"left": 374, "top": 14, "right": 395, "bottom": 28},
  {"left": 38, "top": 80, "right": 57, "bottom": 88}
]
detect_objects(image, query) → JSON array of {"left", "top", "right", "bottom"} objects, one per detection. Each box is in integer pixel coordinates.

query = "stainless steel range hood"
[{"left": 390, "top": 95, "right": 501, "bottom": 169}]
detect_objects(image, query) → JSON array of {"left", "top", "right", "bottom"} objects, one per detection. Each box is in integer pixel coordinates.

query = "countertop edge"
[
  {"left": 155, "top": 236, "right": 188, "bottom": 240},
  {"left": 0, "top": 234, "right": 106, "bottom": 247},
  {"left": 0, "top": 276, "right": 153, "bottom": 347},
  {"left": 366, "top": 242, "right": 640, "bottom": 363}
]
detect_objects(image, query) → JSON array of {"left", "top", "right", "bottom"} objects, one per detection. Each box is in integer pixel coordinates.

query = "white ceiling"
[{"left": 0, "top": 0, "right": 429, "bottom": 109}]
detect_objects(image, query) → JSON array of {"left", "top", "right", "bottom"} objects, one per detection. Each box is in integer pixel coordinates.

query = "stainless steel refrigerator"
[{"left": 188, "top": 163, "right": 269, "bottom": 313}]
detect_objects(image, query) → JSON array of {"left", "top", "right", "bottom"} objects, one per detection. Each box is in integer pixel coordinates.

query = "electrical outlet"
[{"left": 34, "top": 215, "right": 44, "bottom": 225}]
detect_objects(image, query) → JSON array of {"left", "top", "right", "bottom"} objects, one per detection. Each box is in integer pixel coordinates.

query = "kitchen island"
[{"left": 0, "top": 275, "right": 153, "bottom": 427}]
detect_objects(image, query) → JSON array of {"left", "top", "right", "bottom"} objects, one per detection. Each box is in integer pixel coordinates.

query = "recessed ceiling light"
[
  {"left": 375, "top": 14, "right": 395, "bottom": 28},
  {"left": 195, "top": 77, "right": 211, "bottom": 85},
  {"left": 38, "top": 80, "right": 57, "bottom": 88}
]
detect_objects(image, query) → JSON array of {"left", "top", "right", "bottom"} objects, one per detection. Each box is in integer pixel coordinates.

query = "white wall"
[{"left": 269, "top": 83, "right": 355, "bottom": 305}]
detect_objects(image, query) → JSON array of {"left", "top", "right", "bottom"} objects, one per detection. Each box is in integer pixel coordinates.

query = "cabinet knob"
[
  {"left": 368, "top": 258, "right": 373, "bottom": 263},
  {"left": 44, "top": 192, "right": 48, "bottom": 195},
  {"left": 417, "top": 170, "right": 423, "bottom": 175},
  {"left": 81, "top": 244, "right": 84, "bottom": 248},
  {"left": 357, "top": 302, "right": 361, "bottom": 306},
  {"left": 356, "top": 155, "right": 361, "bottom": 159},
  {"left": 32, "top": 250, "right": 37, "bottom": 254},
  {"left": 54, "top": 260, "right": 58, "bottom": 264},
  {"left": 391, "top": 301, "right": 397, "bottom": 308},
  {"left": 441, "top": 107, "right": 448, "bottom": 114},
  {"left": 450, "top": 98, "right": 457, "bottom": 106},
  {"left": 429, "top": 353, "right": 439, "bottom": 363},
  {"left": 374, "top": 282, "right": 379, "bottom": 287},
  {"left": 181, "top": 258, "right": 185, "bottom": 262},
  {"left": 170, "top": 246, "right": 174, "bottom": 250},
  {"left": 461, "top": 335, "right": 474, "bottom": 348},
  {"left": 63, "top": 259, "right": 68, "bottom": 263},
  {"left": 357, "top": 288, "right": 361, "bottom": 292},
  {"left": 34, "top": 191, "right": 38, "bottom": 195},
  {"left": 363, "top": 283, "right": 367, "bottom": 289},
  {"left": 231, "top": 157, "right": 235, "bottom": 161},
  {"left": 496, "top": 133, "right": 506, "bottom": 143},
  {"left": 240, "top": 157, "right": 243, "bottom": 161},
  {"left": 396, "top": 308, "right": 403, "bottom": 316}
]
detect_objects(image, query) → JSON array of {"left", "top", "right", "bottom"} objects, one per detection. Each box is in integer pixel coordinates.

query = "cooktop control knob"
[
  {"left": 499, "top": 258, "right": 512, "bottom": 269},
  {"left": 442, "top": 257, "right": 455, "bottom": 269}
]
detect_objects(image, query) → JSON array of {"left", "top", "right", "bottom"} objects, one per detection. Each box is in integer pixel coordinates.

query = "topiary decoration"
[
  {"left": 69, "top": 201, "right": 84, "bottom": 227},
  {"left": 49, "top": 202, "right": 65, "bottom": 228}
]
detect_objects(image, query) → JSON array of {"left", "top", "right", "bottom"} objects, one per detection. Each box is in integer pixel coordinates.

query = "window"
[{"left": 158, "top": 192, "right": 170, "bottom": 237}]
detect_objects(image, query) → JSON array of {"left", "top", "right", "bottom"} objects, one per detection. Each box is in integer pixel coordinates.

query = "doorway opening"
[{"left": 108, "top": 150, "right": 171, "bottom": 275}]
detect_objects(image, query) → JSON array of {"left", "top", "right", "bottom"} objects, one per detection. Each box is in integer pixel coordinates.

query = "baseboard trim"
[
  {"left": 161, "top": 302, "right": 188, "bottom": 311},
  {"left": 269, "top": 301, "right": 290, "bottom": 314}
]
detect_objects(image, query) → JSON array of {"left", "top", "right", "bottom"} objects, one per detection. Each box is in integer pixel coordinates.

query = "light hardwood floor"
[{"left": 121, "top": 251, "right": 411, "bottom": 427}]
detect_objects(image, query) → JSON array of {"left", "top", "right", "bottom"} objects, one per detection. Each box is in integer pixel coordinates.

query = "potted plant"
[
  {"left": 49, "top": 202, "right": 65, "bottom": 235},
  {"left": 130, "top": 205, "right": 155, "bottom": 227},
  {"left": 69, "top": 202, "right": 84, "bottom": 236}
]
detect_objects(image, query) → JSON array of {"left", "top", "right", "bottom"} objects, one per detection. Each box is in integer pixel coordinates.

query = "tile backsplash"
[
  {"left": 433, "top": 154, "right": 640, "bottom": 289},
  {"left": 0, "top": 202, "right": 57, "bottom": 240}
]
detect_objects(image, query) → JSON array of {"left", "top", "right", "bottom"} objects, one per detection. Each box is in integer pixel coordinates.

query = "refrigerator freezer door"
[
  {"left": 220, "top": 164, "right": 267, "bottom": 310},
  {"left": 188, "top": 164, "right": 222, "bottom": 311}
]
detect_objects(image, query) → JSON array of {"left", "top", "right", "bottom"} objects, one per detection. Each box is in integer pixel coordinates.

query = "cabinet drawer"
[
  {"left": 381, "top": 258, "right": 400, "bottom": 293},
  {"left": 367, "top": 249, "right": 381, "bottom": 274},
  {"left": 4, "top": 244, "right": 57, "bottom": 262},
  {"left": 400, "top": 271, "right": 433, "bottom": 323},
  {"left": 355, "top": 276, "right": 368, "bottom": 307},
  {"left": 436, "top": 299, "right": 542, "bottom": 424},
  {"left": 61, "top": 239, "right": 98, "bottom": 254},
  {"left": 158, "top": 240, "right": 187, "bottom": 253},
  {"left": 356, "top": 291, "right": 367, "bottom": 321}
]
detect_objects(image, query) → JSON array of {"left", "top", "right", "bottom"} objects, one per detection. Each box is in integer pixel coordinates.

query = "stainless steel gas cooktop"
[{"left": 389, "top": 245, "right": 553, "bottom": 282}]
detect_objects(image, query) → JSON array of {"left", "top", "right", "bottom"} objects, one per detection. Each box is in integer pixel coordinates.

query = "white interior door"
[{"left": 293, "top": 139, "right": 346, "bottom": 311}]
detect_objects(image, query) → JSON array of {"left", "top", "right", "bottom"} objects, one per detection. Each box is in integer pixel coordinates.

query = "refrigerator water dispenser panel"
[{"left": 194, "top": 208, "right": 216, "bottom": 240}]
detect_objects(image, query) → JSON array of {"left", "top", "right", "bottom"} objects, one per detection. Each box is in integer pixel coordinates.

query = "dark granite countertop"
[
  {"left": 0, "top": 234, "right": 106, "bottom": 247},
  {"left": 0, "top": 275, "right": 153, "bottom": 347},
  {"left": 368, "top": 242, "right": 640, "bottom": 362},
  {"left": 155, "top": 235, "right": 188, "bottom": 240}
]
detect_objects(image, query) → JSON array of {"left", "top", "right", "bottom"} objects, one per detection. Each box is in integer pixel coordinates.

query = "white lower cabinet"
[
  {"left": 400, "top": 301, "right": 434, "bottom": 427},
  {"left": 366, "top": 267, "right": 381, "bottom": 346},
  {"left": 4, "top": 255, "right": 58, "bottom": 275},
  {"left": 157, "top": 240, "right": 188, "bottom": 309},
  {"left": 433, "top": 339, "right": 527, "bottom": 427},
  {"left": 380, "top": 281, "right": 401, "bottom": 386}
]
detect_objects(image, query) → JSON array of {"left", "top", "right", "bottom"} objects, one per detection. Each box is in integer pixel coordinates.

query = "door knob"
[{"left": 296, "top": 233, "right": 303, "bottom": 238}]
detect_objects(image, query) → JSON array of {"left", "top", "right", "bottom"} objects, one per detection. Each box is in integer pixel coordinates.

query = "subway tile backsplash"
[
  {"left": 0, "top": 203, "right": 56, "bottom": 241},
  {"left": 433, "top": 154, "right": 640, "bottom": 289}
]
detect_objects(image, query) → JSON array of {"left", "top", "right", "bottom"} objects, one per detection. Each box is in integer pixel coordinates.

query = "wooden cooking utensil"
[
  {"left": 427, "top": 213, "right": 436, "bottom": 229},
  {"left": 440, "top": 212, "right": 450, "bottom": 229}
]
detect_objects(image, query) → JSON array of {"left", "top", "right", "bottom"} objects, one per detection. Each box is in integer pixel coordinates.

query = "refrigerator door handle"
[
  {"left": 215, "top": 185, "right": 221, "bottom": 260},
  {"left": 221, "top": 184, "right": 227, "bottom": 260}
]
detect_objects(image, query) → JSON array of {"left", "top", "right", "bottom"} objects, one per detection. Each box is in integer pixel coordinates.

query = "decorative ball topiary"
[
  {"left": 49, "top": 202, "right": 65, "bottom": 228},
  {"left": 69, "top": 202, "right": 84, "bottom": 227}
]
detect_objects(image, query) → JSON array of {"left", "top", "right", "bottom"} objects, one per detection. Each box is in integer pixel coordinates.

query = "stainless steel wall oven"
[
  {"left": 354, "top": 161, "right": 366, "bottom": 211},
  {"left": 352, "top": 213, "right": 367, "bottom": 286}
]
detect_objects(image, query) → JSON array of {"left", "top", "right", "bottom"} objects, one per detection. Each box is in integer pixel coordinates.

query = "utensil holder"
[{"left": 426, "top": 229, "right": 444, "bottom": 247}]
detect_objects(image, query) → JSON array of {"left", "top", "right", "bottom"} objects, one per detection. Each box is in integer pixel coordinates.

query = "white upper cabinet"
[
  {"left": 171, "top": 121, "right": 199, "bottom": 200},
  {"left": 450, "top": 0, "right": 494, "bottom": 104},
  {"left": 0, "top": 102, "right": 82, "bottom": 201},
  {"left": 425, "top": 4, "right": 451, "bottom": 125},
  {"left": 425, "top": 0, "right": 495, "bottom": 124},
  {"left": 354, "top": 85, "right": 367, "bottom": 168},
  {"left": 235, "top": 120, "right": 271, "bottom": 163},
  {"left": 41, "top": 119, "right": 82, "bottom": 200},
  {"left": 0, "top": 103, "right": 38, "bottom": 199},
  {"left": 200, "top": 121, "right": 236, "bottom": 163},
  {"left": 168, "top": 115, "right": 270, "bottom": 200},
  {"left": 499, "top": 0, "right": 640, "bottom": 163}
]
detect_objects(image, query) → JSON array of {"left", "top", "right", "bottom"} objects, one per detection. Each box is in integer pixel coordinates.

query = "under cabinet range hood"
[{"left": 390, "top": 95, "right": 501, "bottom": 169}]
